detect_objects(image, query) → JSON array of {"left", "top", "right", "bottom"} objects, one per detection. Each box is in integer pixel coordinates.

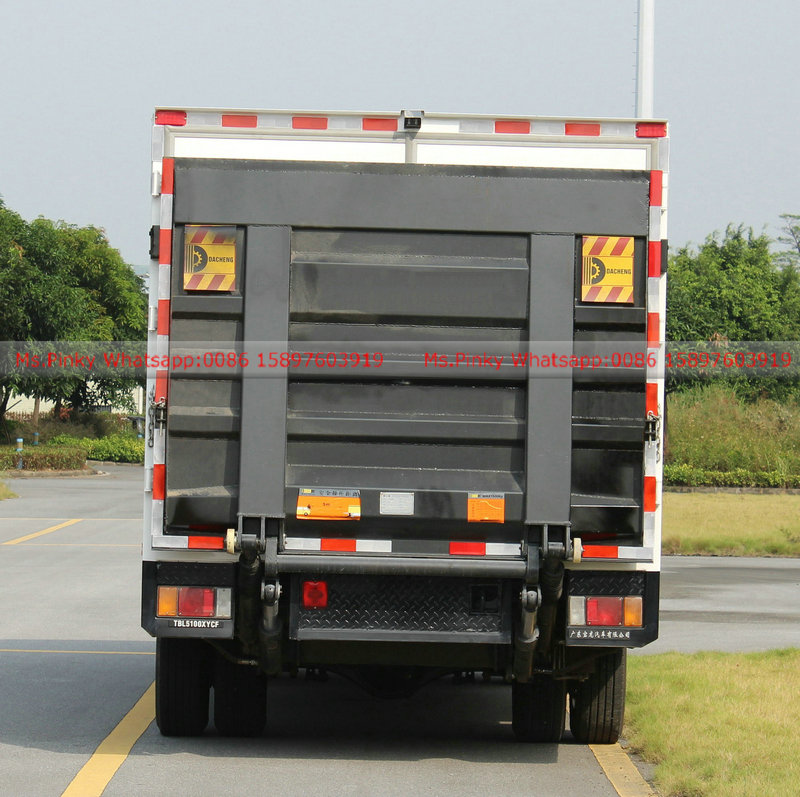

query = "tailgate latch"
[
  {"left": 147, "top": 390, "right": 167, "bottom": 447},
  {"left": 645, "top": 412, "right": 661, "bottom": 460}
]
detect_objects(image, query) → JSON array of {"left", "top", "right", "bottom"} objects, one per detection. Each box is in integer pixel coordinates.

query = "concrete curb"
[
  {"left": 1, "top": 467, "right": 105, "bottom": 479},
  {"left": 1, "top": 462, "right": 143, "bottom": 479}
]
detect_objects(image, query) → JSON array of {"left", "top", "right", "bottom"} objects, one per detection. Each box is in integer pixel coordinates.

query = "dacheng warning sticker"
[
  {"left": 296, "top": 488, "right": 361, "bottom": 520},
  {"left": 467, "top": 492, "right": 505, "bottom": 523},
  {"left": 581, "top": 236, "right": 634, "bottom": 304},
  {"left": 183, "top": 226, "right": 237, "bottom": 291}
]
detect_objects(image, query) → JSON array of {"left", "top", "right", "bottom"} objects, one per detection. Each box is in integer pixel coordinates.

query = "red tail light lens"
[
  {"left": 302, "top": 580, "right": 328, "bottom": 609},
  {"left": 178, "top": 587, "right": 216, "bottom": 617},
  {"left": 586, "top": 597, "right": 623, "bottom": 626}
]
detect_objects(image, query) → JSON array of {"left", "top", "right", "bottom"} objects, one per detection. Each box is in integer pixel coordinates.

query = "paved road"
[
  {"left": 0, "top": 466, "right": 620, "bottom": 797},
  {"left": 2, "top": 466, "right": 798, "bottom": 795},
  {"left": 644, "top": 556, "right": 800, "bottom": 654}
]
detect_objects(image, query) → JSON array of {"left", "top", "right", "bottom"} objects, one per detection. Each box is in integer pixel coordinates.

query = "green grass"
[
  {"left": 663, "top": 492, "right": 800, "bottom": 556},
  {"left": 626, "top": 650, "right": 800, "bottom": 797},
  {"left": 0, "top": 481, "right": 17, "bottom": 500},
  {"left": 667, "top": 385, "right": 800, "bottom": 474}
]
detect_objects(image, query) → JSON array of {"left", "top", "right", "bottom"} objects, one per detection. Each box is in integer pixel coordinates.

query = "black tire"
[
  {"left": 569, "top": 648, "right": 627, "bottom": 744},
  {"left": 213, "top": 652, "right": 267, "bottom": 737},
  {"left": 155, "top": 637, "right": 212, "bottom": 736},
  {"left": 512, "top": 675, "right": 566, "bottom": 743}
]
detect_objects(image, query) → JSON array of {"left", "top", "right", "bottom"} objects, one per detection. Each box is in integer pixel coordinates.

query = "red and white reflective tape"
[
  {"left": 151, "top": 533, "right": 225, "bottom": 551},
  {"left": 580, "top": 545, "right": 655, "bottom": 563},
  {"left": 155, "top": 109, "right": 667, "bottom": 170},
  {"left": 285, "top": 537, "right": 391, "bottom": 553},
  {"left": 450, "top": 541, "right": 521, "bottom": 556},
  {"left": 643, "top": 133, "right": 668, "bottom": 556},
  {"left": 283, "top": 538, "right": 522, "bottom": 556},
  {"left": 580, "top": 137, "right": 668, "bottom": 566},
  {"left": 155, "top": 109, "right": 667, "bottom": 140},
  {"left": 146, "top": 133, "right": 174, "bottom": 547}
]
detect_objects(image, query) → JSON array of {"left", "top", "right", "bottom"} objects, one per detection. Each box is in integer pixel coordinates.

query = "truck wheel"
[
  {"left": 155, "top": 637, "right": 212, "bottom": 736},
  {"left": 213, "top": 653, "right": 267, "bottom": 737},
  {"left": 569, "top": 648, "right": 626, "bottom": 744},
  {"left": 512, "top": 675, "right": 566, "bottom": 742}
]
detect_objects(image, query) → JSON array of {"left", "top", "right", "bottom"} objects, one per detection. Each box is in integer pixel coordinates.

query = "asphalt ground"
[
  {"left": 3, "top": 465, "right": 798, "bottom": 795},
  {"left": 0, "top": 466, "right": 627, "bottom": 797},
  {"left": 647, "top": 556, "right": 800, "bottom": 654}
]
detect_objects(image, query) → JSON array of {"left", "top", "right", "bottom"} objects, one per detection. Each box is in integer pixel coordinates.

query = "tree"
[
  {"left": 667, "top": 225, "right": 793, "bottom": 341},
  {"left": 0, "top": 198, "right": 147, "bottom": 422},
  {"left": 23, "top": 219, "right": 147, "bottom": 414},
  {"left": 0, "top": 201, "right": 92, "bottom": 420},
  {"left": 774, "top": 214, "right": 800, "bottom": 340},
  {"left": 666, "top": 224, "right": 800, "bottom": 399},
  {"left": 777, "top": 213, "right": 800, "bottom": 267}
]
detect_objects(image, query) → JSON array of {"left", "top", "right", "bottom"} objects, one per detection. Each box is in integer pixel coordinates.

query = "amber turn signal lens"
[
  {"left": 624, "top": 596, "right": 643, "bottom": 627},
  {"left": 157, "top": 586, "right": 178, "bottom": 617}
]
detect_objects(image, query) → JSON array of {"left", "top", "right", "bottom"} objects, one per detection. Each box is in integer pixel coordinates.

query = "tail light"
[
  {"left": 569, "top": 595, "right": 642, "bottom": 628},
  {"left": 157, "top": 586, "right": 232, "bottom": 619},
  {"left": 586, "top": 597, "right": 623, "bottom": 626}
]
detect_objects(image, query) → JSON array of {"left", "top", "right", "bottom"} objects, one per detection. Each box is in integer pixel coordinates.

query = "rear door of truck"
[{"left": 145, "top": 110, "right": 666, "bottom": 647}]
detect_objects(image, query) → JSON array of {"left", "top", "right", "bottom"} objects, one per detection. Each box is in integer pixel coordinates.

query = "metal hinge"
[
  {"left": 147, "top": 389, "right": 167, "bottom": 447},
  {"left": 149, "top": 225, "right": 160, "bottom": 260},
  {"left": 645, "top": 412, "right": 662, "bottom": 461}
]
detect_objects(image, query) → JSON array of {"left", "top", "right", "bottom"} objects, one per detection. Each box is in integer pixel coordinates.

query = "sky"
[{"left": 2, "top": 0, "right": 798, "bottom": 268}]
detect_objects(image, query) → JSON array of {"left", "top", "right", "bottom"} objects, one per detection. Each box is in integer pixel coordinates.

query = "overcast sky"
[{"left": 2, "top": 0, "right": 797, "bottom": 267}]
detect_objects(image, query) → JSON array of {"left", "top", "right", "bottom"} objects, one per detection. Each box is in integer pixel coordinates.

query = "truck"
[{"left": 142, "top": 107, "right": 667, "bottom": 743}]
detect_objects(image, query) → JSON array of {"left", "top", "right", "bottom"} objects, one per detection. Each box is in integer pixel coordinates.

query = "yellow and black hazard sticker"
[
  {"left": 183, "top": 226, "right": 237, "bottom": 291},
  {"left": 581, "top": 236, "right": 634, "bottom": 303},
  {"left": 296, "top": 488, "right": 361, "bottom": 520}
]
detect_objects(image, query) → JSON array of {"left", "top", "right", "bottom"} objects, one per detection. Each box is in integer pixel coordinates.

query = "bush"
[
  {"left": 664, "top": 463, "right": 800, "bottom": 489},
  {"left": 6, "top": 411, "right": 136, "bottom": 444},
  {"left": 666, "top": 384, "right": 800, "bottom": 473},
  {"left": 84, "top": 434, "right": 144, "bottom": 463},
  {"left": 70, "top": 411, "right": 131, "bottom": 438},
  {"left": 48, "top": 433, "right": 91, "bottom": 450},
  {"left": 49, "top": 433, "right": 144, "bottom": 463},
  {"left": 0, "top": 445, "right": 86, "bottom": 471}
]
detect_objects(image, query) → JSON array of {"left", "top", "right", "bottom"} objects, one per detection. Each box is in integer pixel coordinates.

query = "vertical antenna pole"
[{"left": 636, "top": 0, "right": 655, "bottom": 118}]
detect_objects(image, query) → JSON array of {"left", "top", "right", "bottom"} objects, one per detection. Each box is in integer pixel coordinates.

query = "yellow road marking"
[
  {"left": 591, "top": 743, "right": 657, "bottom": 797},
  {"left": 61, "top": 681, "right": 155, "bottom": 797},
  {"left": 13, "top": 543, "right": 138, "bottom": 547},
  {"left": 0, "top": 649, "right": 153, "bottom": 656},
  {"left": 0, "top": 517, "right": 136, "bottom": 521},
  {"left": 2, "top": 519, "right": 82, "bottom": 545}
]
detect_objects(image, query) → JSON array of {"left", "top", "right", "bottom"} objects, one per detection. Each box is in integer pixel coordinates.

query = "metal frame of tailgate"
[{"left": 144, "top": 109, "right": 667, "bottom": 576}]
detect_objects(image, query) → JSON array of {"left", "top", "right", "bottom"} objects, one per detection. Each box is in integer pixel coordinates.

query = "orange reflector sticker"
[
  {"left": 581, "top": 236, "right": 634, "bottom": 304},
  {"left": 183, "top": 226, "right": 237, "bottom": 291},
  {"left": 467, "top": 492, "right": 505, "bottom": 523},
  {"left": 296, "top": 489, "right": 361, "bottom": 520}
]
